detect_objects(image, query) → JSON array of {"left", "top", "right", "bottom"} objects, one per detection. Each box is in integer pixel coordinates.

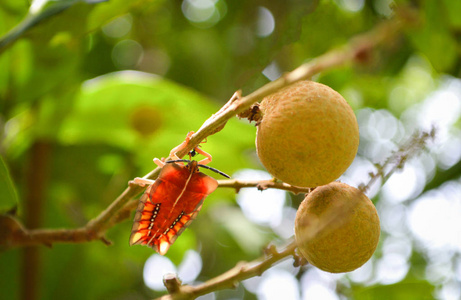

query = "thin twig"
[
  {"left": 359, "top": 127, "right": 435, "bottom": 194},
  {"left": 156, "top": 241, "right": 297, "bottom": 300},
  {"left": 217, "top": 179, "right": 311, "bottom": 195}
]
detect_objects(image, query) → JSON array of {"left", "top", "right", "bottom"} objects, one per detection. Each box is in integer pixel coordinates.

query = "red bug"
[{"left": 129, "top": 132, "right": 229, "bottom": 255}]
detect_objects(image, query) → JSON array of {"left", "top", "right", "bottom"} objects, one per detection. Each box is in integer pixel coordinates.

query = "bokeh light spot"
[
  {"left": 102, "top": 14, "right": 132, "bottom": 38},
  {"left": 436, "top": 133, "right": 461, "bottom": 169},
  {"left": 177, "top": 250, "right": 202, "bottom": 284},
  {"left": 143, "top": 250, "right": 202, "bottom": 292},
  {"left": 375, "top": 253, "right": 409, "bottom": 284},
  {"left": 143, "top": 254, "right": 176, "bottom": 291},
  {"left": 348, "top": 260, "right": 374, "bottom": 284},
  {"left": 112, "top": 39, "right": 144, "bottom": 69},
  {"left": 409, "top": 184, "right": 461, "bottom": 252},
  {"left": 262, "top": 61, "right": 281, "bottom": 81},
  {"left": 234, "top": 169, "right": 285, "bottom": 227},
  {"left": 300, "top": 268, "right": 341, "bottom": 300},
  {"left": 417, "top": 90, "right": 461, "bottom": 132},
  {"left": 373, "top": 0, "right": 394, "bottom": 16},
  {"left": 182, "top": 0, "right": 216, "bottom": 22},
  {"left": 335, "top": 0, "right": 364, "bottom": 12},
  {"left": 256, "top": 7, "right": 275, "bottom": 37},
  {"left": 181, "top": 0, "right": 226, "bottom": 28},
  {"left": 257, "top": 269, "right": 300, "bottom": 300},
  {"left": 302, "top": 282, "right": 340, "bottom": 300},
  {"left": 382, "top": 163, "right": 424, "bottom": 203}
]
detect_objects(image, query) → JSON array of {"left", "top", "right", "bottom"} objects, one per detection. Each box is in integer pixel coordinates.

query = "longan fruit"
[
  {"left": 294, "top": 182, "right": 380, "bottom": 273},
  {"left": 256, "top": 81, "right": 359, "bottom": 187}
]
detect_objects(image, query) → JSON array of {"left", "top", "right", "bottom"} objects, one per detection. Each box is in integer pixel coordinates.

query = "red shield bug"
[{"left": 129, "top": 132, "right": 229, "bottom": 255}]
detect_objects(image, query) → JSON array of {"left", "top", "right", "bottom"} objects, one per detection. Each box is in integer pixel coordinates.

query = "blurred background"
[{"left": 1, "top": 0, "right": 461, "bottom": 299}]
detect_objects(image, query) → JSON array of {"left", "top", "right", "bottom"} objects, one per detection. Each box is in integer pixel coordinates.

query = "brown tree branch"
[
  {"left": 0, "top": 15, "right": 408, "bottom": 250},
  {"left": 156, "top": 241, "right": 297, "bottom": 300},
  {"left": 217, "top": 178, "right": 312, "bottom": 194}
]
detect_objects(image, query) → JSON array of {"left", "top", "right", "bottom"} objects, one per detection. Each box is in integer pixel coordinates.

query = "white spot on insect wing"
[
  {"left": 147, "top": 203, "right": 162, "bottom": 231},
  {"left": 171, "top": 211, "right": 185, "bottom": 228}
]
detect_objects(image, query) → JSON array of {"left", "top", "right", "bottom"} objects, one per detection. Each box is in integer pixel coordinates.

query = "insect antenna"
[
  {"left": 166, "top": 159, "right": 230, "bottom": 178},
  {"left": 167, "top": 159, "right": 191, "bottom": 164},
  {"left": 198, "top": 164, "right": 231, "bottom": 178}
]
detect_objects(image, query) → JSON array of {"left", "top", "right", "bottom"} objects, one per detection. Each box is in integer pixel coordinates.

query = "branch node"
[
  {"left": 256, "top": 182, "right": 269, "bottom": 191},
  {"left": 163, "top": 273, "right": 182, "bottom": 294},
  {"left": 0, "top": 215, "right": 29, "bottom": 250},
  {"left": 237, "top": 103, "right": 262, "bottom": 125},
  {"left": 230, "top": 280, "right": 239, "bottom": 289},
  {"left": 293, "top": 248, "right": 308, "bottom": 267},
  {"left": 263, "top": 243, "right": 278, "bottom": 257},
  {"left": 99, "top": 236, "right": 113, "bottom": 246}
]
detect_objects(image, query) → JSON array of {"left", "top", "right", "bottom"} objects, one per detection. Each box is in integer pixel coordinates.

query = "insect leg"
[
  {"left": 168, "top": 131, "right": 195, "bottom": 161},
  {"left": 153, "top": 158, "right": 165, "bottom": 167},
  {"left": 166, "top": 131, "right": 213, "bottom": 165},
  {"left": 193, "top": 147, "right": 212, "bottom": 165},
  {"left": 129, "top": 177, "right": 155, "bottom": 187}
]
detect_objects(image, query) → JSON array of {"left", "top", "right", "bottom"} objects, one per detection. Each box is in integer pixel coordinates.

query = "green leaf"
[
  {"left": 0, "top": 156, "right": 18, "bottom": 213},
  {"left": 59, "top": 71, "right": 255, "bottom": 174}
]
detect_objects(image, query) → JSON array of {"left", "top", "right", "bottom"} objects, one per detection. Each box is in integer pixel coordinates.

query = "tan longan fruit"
[
  {"left": 294, "top": 182, "right": 380, "bottom": 273},
  {"left": 256, "top": 81, "right": 359, "bottom": 187}
]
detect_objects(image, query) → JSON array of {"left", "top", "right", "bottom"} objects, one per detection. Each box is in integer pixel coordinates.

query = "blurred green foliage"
[
  {"left": 1, "top": 0, "right": 460, "bottom": 299},
  {"left": 0, "top": 156, "right": 18, "bottom": 212},
  {"left": 353, "top": 281, "right": 435, "bottom": 300}
]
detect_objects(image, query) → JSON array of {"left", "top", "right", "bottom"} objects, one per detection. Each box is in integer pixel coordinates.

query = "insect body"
[{"left": 129, "top": 132, "right": 229, "bottom": 255}]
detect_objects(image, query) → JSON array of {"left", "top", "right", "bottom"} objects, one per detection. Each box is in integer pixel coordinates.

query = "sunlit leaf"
[{"left": 60, "top": 71, "right": 255, "bottom": 174}]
